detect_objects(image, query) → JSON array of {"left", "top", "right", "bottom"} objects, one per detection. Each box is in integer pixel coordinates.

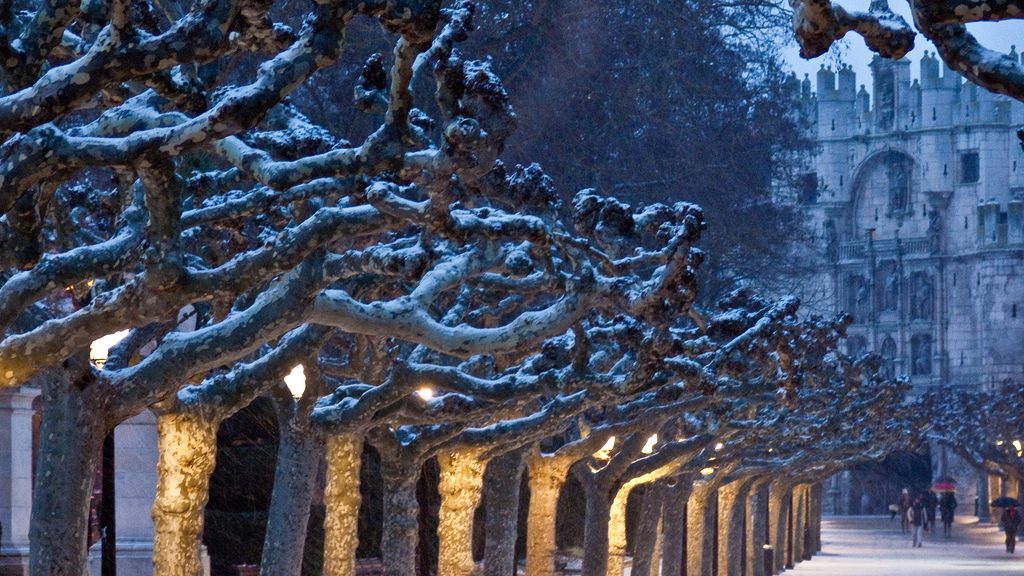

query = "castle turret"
[
  {"left": 920, "top": 50, "right": 957, "bottom": 128},
  {"left": 817, "top": 64, "right": 856, "bottom": 138},
  {"left": 920, "top": 51, "right": 940, "bottom": 89}
]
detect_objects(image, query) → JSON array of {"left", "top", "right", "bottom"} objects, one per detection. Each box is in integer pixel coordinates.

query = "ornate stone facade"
[{"left": 794, "top": 52, "right": 1024, "bottom": 514}]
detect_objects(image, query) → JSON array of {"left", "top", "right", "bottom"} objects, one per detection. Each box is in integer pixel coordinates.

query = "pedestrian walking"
[
  {"left": 925, "top": 489, "right": 938, "bottom": 532},
  {"left": 1001, "top": 503, "right": 1021, "bottom": 553},
  {"left": 899, "top": 488, "right": 911, "bottom": 534},
  {"left": 909, "top": 496, "right": 926, "bottom": 547},
  {"left": 939, "top": 492, "right": 957, "bottom": 537}
]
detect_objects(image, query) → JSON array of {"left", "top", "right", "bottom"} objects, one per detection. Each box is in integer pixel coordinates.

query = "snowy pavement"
[{"left": 788, "top": 515, "right": 1024, "bottom": 575}]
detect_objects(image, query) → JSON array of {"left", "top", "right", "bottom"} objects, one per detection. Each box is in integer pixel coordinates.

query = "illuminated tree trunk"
[
  {"left": 808, "top": 483, "right": 822, "bottom": 554},
  {"left": 381, "top": 467, "right": 421, "bottom": 576},
  {"left": 768, "top": 479, "right": 792, "bottom": 574},
  {"left": 660, "top": 479, "right": 693, "bottom": 576},
  {"left": 323, "top": 434, "right": 364, "bottom": 576},
  {"left": 746, "top": 480, "right": 769, "bottom": 576},
  {"left": 483, "top": 448, "right": 527, "bottom": 576},
  {"left": 29, "top": 387, "right": 105, "bottom": 576},
  {"left": 580, "top": 481, "right": 612, "bottom": 576},
  {"left": 606, "top": 484, "right": 633, "bottom": 576},
  {"left": 791, "top": 485, "right": 807, "bottom": 564},
  {"left": 260, "top": 421, "right": 322, "bottom": 576},
  {"left": 717, "top": 480, "right": 751, "bottom": 576},
  {"left": 686, "top": 481, "right": 717, "bottom": 576},
  {"left": 151, "top": 412, "right": 218, "bottom": 576},
  {"left": 437, "top": 447, "right": 487, "bottom": 576},
  {"left": 525, "top": 455, "right": 571, "bottom": 576},
  {"left": 630, "top": 484, "right": 664, "bottom": 576}
]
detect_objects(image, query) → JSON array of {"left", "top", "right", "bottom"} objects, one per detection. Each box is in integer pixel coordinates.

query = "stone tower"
[{"left": 793, "top": 53, "right": 1024, "bottom": 515}]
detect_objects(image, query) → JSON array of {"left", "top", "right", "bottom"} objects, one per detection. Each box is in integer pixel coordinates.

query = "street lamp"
[
  {"left": 416, "top": 387, "right": 435, "bottom": 401},
  {"left": 90, "top": 330, "right": 129, "bottom": 576},
  {"left": 284, "top": 365, "right": 306, "bottom": 399}
]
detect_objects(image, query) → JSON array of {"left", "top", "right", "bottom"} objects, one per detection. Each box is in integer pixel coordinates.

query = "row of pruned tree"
[
  {"left": 919, "top": 384, "right": 1024, "bottom": 487},
  {"left": 0, "top": 0, "right": 918, "bottom": 575}
]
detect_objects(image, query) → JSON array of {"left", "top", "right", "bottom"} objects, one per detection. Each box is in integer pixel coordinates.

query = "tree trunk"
[
  {"left": 630, "top": 484, "right": 664, "bottom": 576},
  {"left": 382, "top": 468, "right": 422, "bottom": 576},
  {"left": 660, "top": 479, "right": 692, "bottom": 576},
  {"left": 437, "top": 447, "right": 487, "bottom": 576},
  {"left": 260, "top": 422, "right": 323, "bottom": 576},
  {"left": 580, "top": 481, "right": 612, "bottom": 576},
  {"left": 808, "top": 483, "right": 822, "bottom": 554},
  {"left": 29, "top": 389, "right": 105, "bottom": 576},
  {"left": 746, "top": 480, "right": 769, "bottom": 576},
  {"left": 483, "top": 448, "right": 527, "bottom": 576},
  {"left": 768, "top": 480, "right": 791, "bottom": 575},
  {"left": 323, "top": 434, "right": 364, "bottom": 576},
  {"left": 686, "top": 481, "right": 716, "bottom": 576},
  {"left": 606, "top": 484, "right": 633, "bottom": 576},
  {"left": 791, "top": 485, "right": 807, "bottom": 565},
  {"left": 152, "top": 411, "right": 219, "bottom": 576},
  {"left": 717, "top": 480, "right": 750, "bottom": 576},
  {"left": 525, "top": 455, "right": 570, "bottom": 576}
]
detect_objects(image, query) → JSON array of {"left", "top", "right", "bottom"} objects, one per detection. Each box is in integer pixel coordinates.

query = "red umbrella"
[{"left": 933, "top": 475, "right": 957, "bottom": 492}]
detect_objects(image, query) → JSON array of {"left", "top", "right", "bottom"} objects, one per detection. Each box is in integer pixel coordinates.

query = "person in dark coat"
[
  {"left": 924, "top": 489, "right": 938, "bottom": 531},
  {"left": 939, "top": 492, "right": 957, "bottom": 537},
  {"left": 1002, "top": 503, "right": 1021, "bottom": 553},
  {"left": 909, "top": 497, "right": 927, "bottom": 547}
]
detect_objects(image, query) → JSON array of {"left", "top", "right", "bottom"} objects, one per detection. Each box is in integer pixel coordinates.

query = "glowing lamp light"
[
  {"left": 284, "top": 365, "right": 306, "bottom": 399},
  {"left": 714, "top": 442, "right": 725, "bottom": 451},
  {"left": 593, "top": 436, "right": 616, "bottom": 460},
  {"left": 89, "top": 330, "right": 131, "bottom": 369},
  {"left": 700, "top": 467, "right": 715, "bottom": 477},
  {"left": 641, "top": 434, "right": 658, "bottom": 454},
  {"left": 997, "top": 440, "right": 1006, "bottom": 446},
  {"left": 1014, "top": 440, "right": 1023, "bottom": 456},
  {"left": 416, "top": 387, "right": 435, "bottom": 401}
]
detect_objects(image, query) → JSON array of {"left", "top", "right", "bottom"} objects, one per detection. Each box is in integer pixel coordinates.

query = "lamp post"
[{"left": 90, "top": 330, "right": 129, "bottom": 576}]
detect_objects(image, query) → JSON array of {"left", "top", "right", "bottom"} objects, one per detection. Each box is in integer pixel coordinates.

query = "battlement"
[{"left": 796, "top": 49, "right": 1024, "bottom": 135}]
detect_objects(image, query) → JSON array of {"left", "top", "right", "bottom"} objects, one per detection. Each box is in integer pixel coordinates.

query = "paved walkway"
[{"left": 789, "top": 515, "right": 1024, "bottom": 575}]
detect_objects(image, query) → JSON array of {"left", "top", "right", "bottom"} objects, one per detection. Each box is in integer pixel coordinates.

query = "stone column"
[
  {"left": 0, "top": 387, "right": 38, "bottom": 576},
  {"left": 808, "top": 483, "right": 823, "bottom": 554},
  {"left": 89, "top": 411, "right": 210, "bottom": 576}
]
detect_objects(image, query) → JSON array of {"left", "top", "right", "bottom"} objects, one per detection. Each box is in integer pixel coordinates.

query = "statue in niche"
[
  {"left": 846, "top": 335, "right": 867, "bottom": 358},
  {"left": 928, "top": 209, "right": 942, "bottom": 253},
  {"left": 846, "top": 275, "right": 871, "bottom": 320},
  {"left": 885, "top": 153, "right": 911, "bottom": 219},
  {"left": 911, "top": 334, "right": 932, "bottom": 376},
  {"left": 911, "top": 273, "right": 933, "bottom": 320},
  {"left": 880, "top": 337, "right": 897, "bottom": 380},
  {"left": 878, "top": 263, "right": 899, "bottom": 311},
  {"left": 825, "top": 220, "right": 838, "bottom": 261}
]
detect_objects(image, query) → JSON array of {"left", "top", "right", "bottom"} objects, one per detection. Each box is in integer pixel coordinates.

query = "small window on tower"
[{"left": 961, "top": 152, "right": 980, "bottom": 183}]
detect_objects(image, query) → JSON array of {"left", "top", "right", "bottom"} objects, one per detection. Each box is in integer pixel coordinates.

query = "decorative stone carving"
[
  {"left": 910, "top": 272, "right": 934, "bottom": 320},
  {"left": 880, "top": 336, "right": 897, "bottom": 380},
  {"left": 911, "top": 334, "right": 932, "bottom": 376}
]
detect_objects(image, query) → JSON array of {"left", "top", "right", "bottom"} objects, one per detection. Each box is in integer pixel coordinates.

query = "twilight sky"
[{"left": 781, "top": 0, "right": 1024, "bottom": 90}]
